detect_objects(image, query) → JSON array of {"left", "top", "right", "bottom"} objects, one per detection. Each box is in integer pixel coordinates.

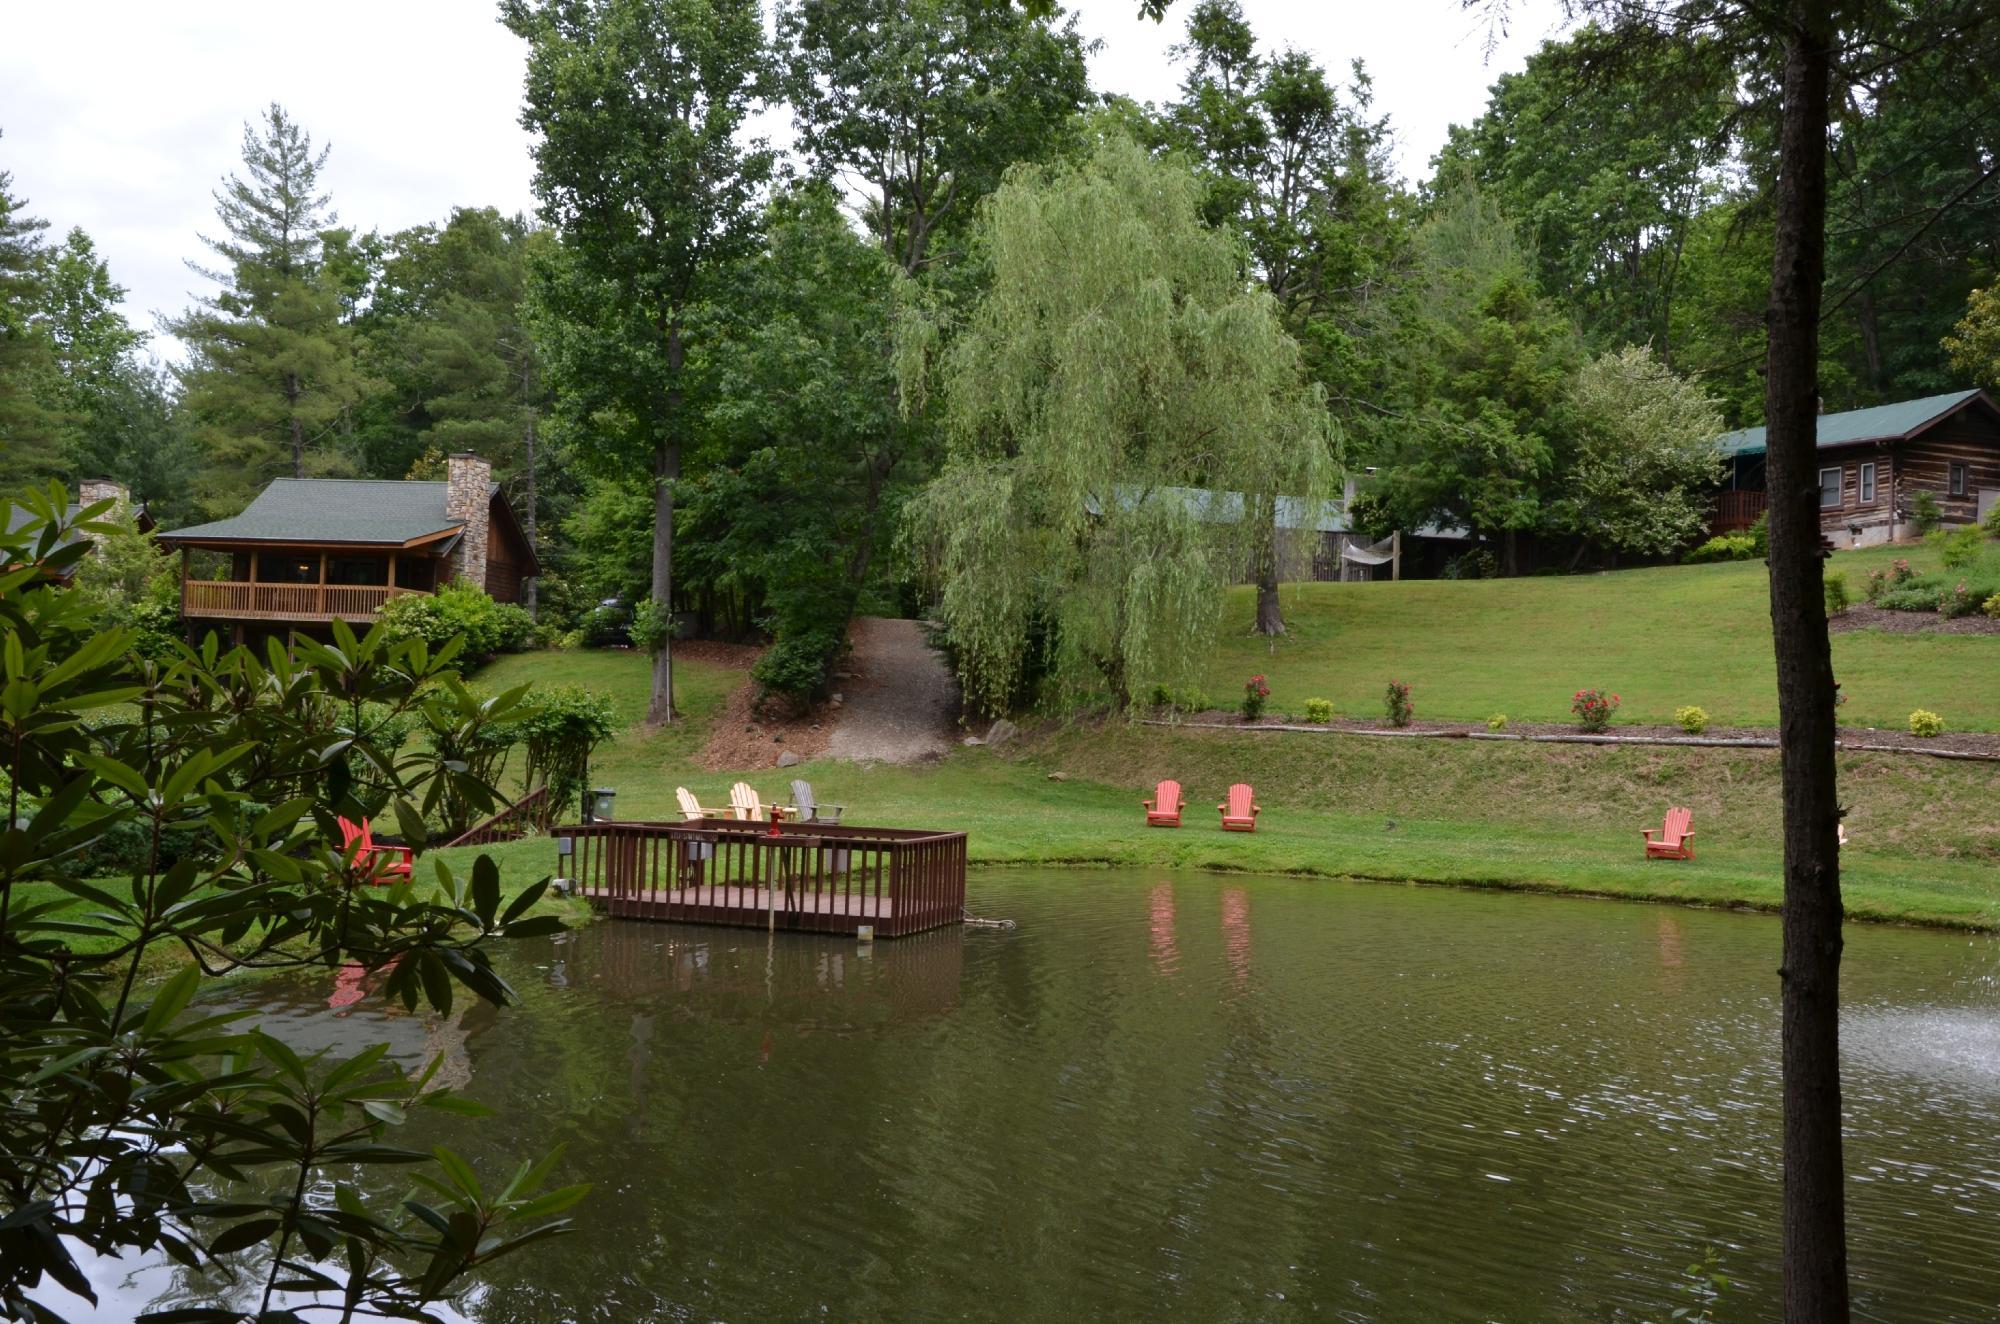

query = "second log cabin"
[{"left": 158, "top": 452, "right": 537, "bottom": 646}]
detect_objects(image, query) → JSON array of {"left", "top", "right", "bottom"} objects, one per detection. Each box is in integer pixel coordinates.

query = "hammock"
[{"left": 1340, "top": 533, "right": 1398, "bottom": 567}]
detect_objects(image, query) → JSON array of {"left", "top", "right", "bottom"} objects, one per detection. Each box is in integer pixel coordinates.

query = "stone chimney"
[
  {"left": 77, "top": 478, "right": 129, "bottom": 513},
  {"left": 445, "top": 453, "right": 492, "bottom": 587}
]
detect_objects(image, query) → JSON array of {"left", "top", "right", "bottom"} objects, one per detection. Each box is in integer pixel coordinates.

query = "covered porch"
[{"left": 178, "top": 545, "right": 444, "bottom": 624}]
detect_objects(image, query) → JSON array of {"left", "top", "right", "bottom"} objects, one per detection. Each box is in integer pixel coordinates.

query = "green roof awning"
[
  {"left": 1714, "top": 389, "right": 1985, "bottom": 458},
  {"left": 160, "top": 478, "right": 497, "bottom": 547}
]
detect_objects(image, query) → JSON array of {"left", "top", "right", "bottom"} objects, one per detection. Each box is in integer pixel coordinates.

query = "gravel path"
[{"left": 826, "top": 617, "right": 960, "bottom": 764}]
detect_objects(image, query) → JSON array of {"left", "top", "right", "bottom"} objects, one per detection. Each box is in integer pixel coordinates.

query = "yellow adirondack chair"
[{"left": 675, "top": 787, "right": 711, "bottom": 822}]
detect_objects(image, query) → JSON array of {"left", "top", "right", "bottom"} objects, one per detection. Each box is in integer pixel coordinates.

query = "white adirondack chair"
[
  {"left": 675, "top": 787, "right": 711, "bottom": 822},
  {"left": 791, "top": 780, "right": 845, "bottom": 825}
]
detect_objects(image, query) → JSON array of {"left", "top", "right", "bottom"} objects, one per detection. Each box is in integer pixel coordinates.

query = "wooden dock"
[{"left": 555, "top": 818, "right": 967, "bottom": 937}]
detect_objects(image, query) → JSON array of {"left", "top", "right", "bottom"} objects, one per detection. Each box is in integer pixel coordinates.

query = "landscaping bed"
[
  {"left": 1829, "top": 604, "right": 2000, "bottom": 636},
  {"left": 1152, "top": 711, "right": 2000, "bottom": 759}
]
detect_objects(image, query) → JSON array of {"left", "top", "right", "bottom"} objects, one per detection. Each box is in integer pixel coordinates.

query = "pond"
[{"left": 73, "top": 872, "right": 2000, "bottom": 1321}]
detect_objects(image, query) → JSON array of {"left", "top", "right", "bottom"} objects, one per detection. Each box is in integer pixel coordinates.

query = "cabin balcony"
[
  {"left": 1712, "top": 489, "right": 1767, "bottom": 533},
  {"left": 181, "top": 581, "right": 431, "bottom": 623}
]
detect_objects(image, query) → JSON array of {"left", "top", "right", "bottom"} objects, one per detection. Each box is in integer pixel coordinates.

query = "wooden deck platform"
[{"left": 558, "top": 818, "right": 966, "bottom": 937}]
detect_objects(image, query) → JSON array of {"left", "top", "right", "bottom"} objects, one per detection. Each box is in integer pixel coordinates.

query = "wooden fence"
[{"left": 554, "top": 818, "right": 967, "bottom": 937}]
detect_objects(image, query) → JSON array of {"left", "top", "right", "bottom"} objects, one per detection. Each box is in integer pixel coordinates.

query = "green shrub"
[
  {"left": 376, "top": 582, "right": 534, "bottom": 669},
  {"left": 1929, "top": 525, "right": 1983, "bottom": 569},
  {"left": 1985, "top": 501, "right": 2000, "bottom": 538},
  {"left": 1909, "top": 708, "right": 1945, "bottom": 738},
  {"left": 751, "top": 628, "right": 845, "bottom": 701},
  {"left": 1674, "top": 705, "right": 1709, "bottom": 735},
  {"left": 1144, "top": 683, "right": 1212, "bottom": 713},
  {"left": 1684, "top": 535, "right": 1757, "bottom": 564},
  {"left": 1748, "top": 511, "right": 1769, "bottom": 556},
  {"left": 1876, "top": 584, "right": 1945, "bottom": 612},
  {"left": 1384, "top": 680, "right": 1413, "bottom": 728},
  {"left": 1863, "top": 568, "right": 1887, "bottom": 603},
  {"left": 1984, "top": 592, "right": 2000, "bottom": 619},
  {"left": 628, "top": 597, "right": 673, "bottom": 656},
  {"left": 1823, "top": 571, "right": 1850, "bottom": 616},
  {"left": 1912, "top": 489, "right": 1943, "bottom": 536},
  {"left": 516, "top": 683, "right": 619, "bottom": 821},
  {"left": 1302, "top": 697, "right": 1335, "bottom": 724},
  {"left": 1442, "top": 548, "right": 1499, "bottom": 580},
  {"left": 1485, "top": 712, "right": 1508, "bottom": 732}
]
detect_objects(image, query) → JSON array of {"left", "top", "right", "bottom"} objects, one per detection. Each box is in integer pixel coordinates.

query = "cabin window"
[
  {"left": 1859, "top": 462, "right": 1876, "bottom": 504},
  {"left": 398, "top": 557, "right": 438, "bottom": 592},
  {"left": 1818, "top": 467, "right": 1843, "bottom": 509},
  {"left": 327, "top": 556, "right": 388, "bottom": 586},
  {"left": 256, "top": 553, "right": 317, "bottom": 584},
  {"left": 1949, "top": 462, "right": 1967, "bottom": 496}
]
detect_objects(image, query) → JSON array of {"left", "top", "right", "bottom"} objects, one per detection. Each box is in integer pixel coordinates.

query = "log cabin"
[
  {"left": 157, "top": 453, "right": 537, "bottom": 646},
  {"left": 1712, "top": 388, "right": 2000, "bottom": 547}
]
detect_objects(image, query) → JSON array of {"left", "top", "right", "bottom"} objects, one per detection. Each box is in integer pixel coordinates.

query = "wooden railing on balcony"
[
  {"left": 1713, "top": 489, "right": 1768, "bottom": 532},
  {"left": 182, "top": 581, "right": 425, "bottom": 622}
]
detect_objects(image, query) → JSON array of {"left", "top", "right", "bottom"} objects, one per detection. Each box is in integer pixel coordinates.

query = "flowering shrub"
[
  {"left": 1674, "top": 705, "right": 1709, "bottom": 735},
  {"left": 1486, "top": 713, "right": 1508, "bottom": 732},
  {"left": 1864, "top": 568, "right": 1887, "bottom": 603},
  {"left": 1909, "top": 709, "right": 1945, "bottom": 738},
  {"left": 1940, "top": 580, "right": 1983, "bottom": 619},
  {"left": 1302, "top": 697, "right": 1335, "bottom": 724},
  {"left": 1385, "top": 680, "right": 1413, "bottom": 728},
  {"left": 1891, "top": 558, "right": 1916, "bottom": 585},
  {"left": 1241, "top": 674, "right": 1271, "bottom": 722},
  {"left": 1571, "top": 688, "right": 1621, "bottom": 732}
]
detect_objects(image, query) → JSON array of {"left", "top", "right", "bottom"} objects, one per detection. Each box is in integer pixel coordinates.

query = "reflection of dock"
[
  {"left": 553, "top": 919, "right": 967, "bottom": 1028},
  {"left": 558, "top": 819, "right": 967, "bottom": 937}
]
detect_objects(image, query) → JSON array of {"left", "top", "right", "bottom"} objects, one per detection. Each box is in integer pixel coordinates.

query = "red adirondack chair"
[
  {"left": 1143, "top": 779, "right": 1184, "bottom": 828},
  {"left": 338, "top": 816, "right": 413, "bottom": 883},
  {"left": 1218, "top": 783, "right": 1259, "bottom": 832},
  {"left": 1643, "top": 807, "right": 1695, "bottom": 860}
]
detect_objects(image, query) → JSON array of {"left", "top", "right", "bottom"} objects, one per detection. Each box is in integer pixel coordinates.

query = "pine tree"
[
  {"left": 0, "top": 144, "right": 60, "bottom": 474},
  {"left": 171, "top": 105, "right": 373, "bottom": 509}
]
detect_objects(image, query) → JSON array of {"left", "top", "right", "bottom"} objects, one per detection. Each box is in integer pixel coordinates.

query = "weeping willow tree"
[{"left": 903, "top": 130, "right": 1338, "bottom": 716}]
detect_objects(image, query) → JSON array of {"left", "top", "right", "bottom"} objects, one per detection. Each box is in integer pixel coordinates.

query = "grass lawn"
[
  {"left": 448, "top": 646, "right": 2000, "bottom": 931},
  {"left": 1200, "top": 539, "right": 2000, "bottom": 731}
]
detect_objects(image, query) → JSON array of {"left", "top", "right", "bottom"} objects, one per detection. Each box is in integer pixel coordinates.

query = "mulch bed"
[
  {"left": 692, "top": 643, "right": 834, "bottom": 772},
  {"left": 1828, "top": 604, "right": 2000, "bottom": 636},
  {"left": 1155, "top": 711, "right": 2000, "bottom": 760}
]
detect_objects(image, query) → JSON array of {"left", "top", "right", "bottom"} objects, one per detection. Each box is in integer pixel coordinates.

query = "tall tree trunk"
[
  {"left": 522, "top": 359, "right": 539, "bottom": 620},
  {"left": 1252, "top": 499, "right": 1284, "bottom": 636},
  {"left": 647, "top": 328, "right": 683, "bottom": 725},
  {"left": 286, "top": 373, "right": 305, "bottom": 478},
  {"left": 1765, "top": 6, "right": 1849, "bottom": 1321}
]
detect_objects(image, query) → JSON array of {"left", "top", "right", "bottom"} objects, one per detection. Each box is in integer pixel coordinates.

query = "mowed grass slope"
[
  {"left": 454, "top": 643, "right": 2000, "bottom": 930},
  {"left": 1202, "top": 541, "right": 2000, "bottom": 731}
]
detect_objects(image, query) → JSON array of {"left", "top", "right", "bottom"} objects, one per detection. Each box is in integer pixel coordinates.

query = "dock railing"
[{"left": 554, "top": 818, "right": 967, "bottom": 937}]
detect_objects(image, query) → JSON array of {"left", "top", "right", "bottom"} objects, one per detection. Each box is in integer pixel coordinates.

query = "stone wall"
[
  {"left": 76, "top": 479, "right": 129, "bottom": 513},
  {"left": 445, "top": 454, "right": 492, "bottom": 586}
]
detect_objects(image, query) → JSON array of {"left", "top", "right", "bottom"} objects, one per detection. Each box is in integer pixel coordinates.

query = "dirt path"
[{"left": 826, "top": 617, "right": 959, "bottom": 763}]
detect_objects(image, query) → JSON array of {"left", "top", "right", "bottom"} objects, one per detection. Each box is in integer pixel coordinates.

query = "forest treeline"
[{"left": 1, "top": 0, "right": 1997, "bottom": 707}]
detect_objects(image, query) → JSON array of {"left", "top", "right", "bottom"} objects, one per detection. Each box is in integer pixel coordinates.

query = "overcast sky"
[{"left": 0, "top": 0, "right": 1568, "bottom": 362}]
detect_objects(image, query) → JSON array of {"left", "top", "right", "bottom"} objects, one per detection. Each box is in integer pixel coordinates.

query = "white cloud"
[{"left": 0, "top": 0, "right": 1565, "bottom": 362}]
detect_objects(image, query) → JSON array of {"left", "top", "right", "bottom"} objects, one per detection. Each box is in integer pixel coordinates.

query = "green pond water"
[{"left": 74, "top": 872, "right": 2000, "bottom": 1321}]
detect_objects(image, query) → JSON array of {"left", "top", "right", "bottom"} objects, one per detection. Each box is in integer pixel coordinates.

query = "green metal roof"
[
  {"left": 1714, "top": 389, "right": 1985, "bottom": 458},
  {"left": 160, "top": 478, "right": 497, "bottom": 546}
]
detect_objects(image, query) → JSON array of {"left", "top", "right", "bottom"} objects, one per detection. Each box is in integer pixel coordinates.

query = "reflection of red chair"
[
  {"left": 337, "top": 816, "right": 413, "bottom": 884},
  {"left": 1218, "top": 783, "right": 1259, "bottom": 832},
  {"left": 1143, "top": 780, "right": 1184, "bottom": 828}
]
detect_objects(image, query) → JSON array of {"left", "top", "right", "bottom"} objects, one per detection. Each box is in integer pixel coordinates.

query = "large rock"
[
  {"left": 776, "top": 750, "right": 802, "bottom": 768},
  {"left": 961, "top": 735, "right": 985, "bottom": 747},
  {"left": 986, "top": 718, "right": 1020, "bottom": 747}
]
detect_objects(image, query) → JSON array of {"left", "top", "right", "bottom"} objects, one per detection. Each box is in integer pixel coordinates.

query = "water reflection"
[{"left": 61, "top": 873, "right": 2000, "bottom": 1323}]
